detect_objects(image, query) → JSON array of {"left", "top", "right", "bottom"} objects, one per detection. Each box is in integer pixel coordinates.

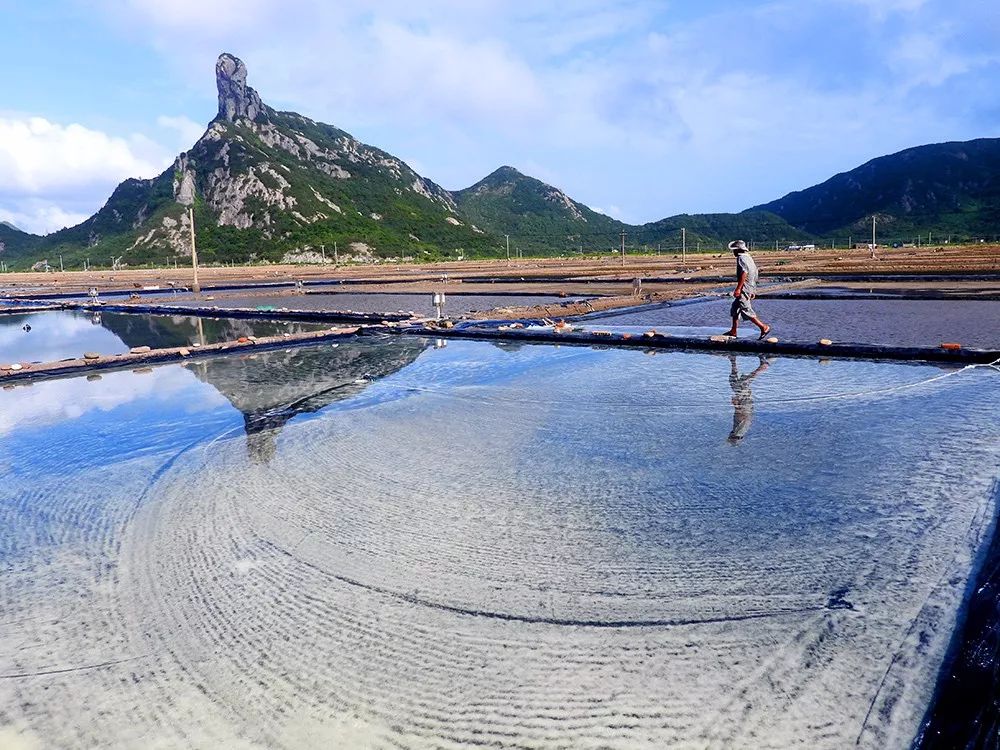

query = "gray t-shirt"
[{"left": 736, "top": 253, "right": 758, "bottom": 295}]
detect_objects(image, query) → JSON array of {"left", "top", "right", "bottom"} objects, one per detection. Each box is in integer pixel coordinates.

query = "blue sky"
[{"left": 1, "top": 0, "right": 998, "bottom": 234}]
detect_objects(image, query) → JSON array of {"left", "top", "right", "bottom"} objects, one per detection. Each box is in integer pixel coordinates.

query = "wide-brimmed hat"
[{"left": 728, "top": 240, "right": 748, "bottom": 252}]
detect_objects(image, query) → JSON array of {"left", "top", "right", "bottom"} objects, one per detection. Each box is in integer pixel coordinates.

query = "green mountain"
[
  {"left": 35, "top": 53, "right": 497, "bottom": 269},
  {"left": 754, "top": 138, "right": 1000, "bottom": 239},
  {"left": 637, "top": 211, "right": 811, "bottom": 250},
  {"left": 0, "top": 221, "right": 42, "bottom": 263},
  {"left": 453, "top": 166, "right": 626, "bottom": 253},
  {"left": 5, "top": 53, "right": 1000, "bottom": 269}
]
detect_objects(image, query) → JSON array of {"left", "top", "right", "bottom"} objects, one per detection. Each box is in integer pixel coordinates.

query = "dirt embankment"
[{"left": 3, "top": 245, "right": 998, "bottom": 320}]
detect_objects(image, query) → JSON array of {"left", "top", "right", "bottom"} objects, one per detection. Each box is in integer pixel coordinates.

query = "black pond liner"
[{"left": 915, "top": 479, "right": 1000, "bottom": 749}]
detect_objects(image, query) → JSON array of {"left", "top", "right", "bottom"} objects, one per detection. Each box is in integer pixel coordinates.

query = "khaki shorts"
[{"left": 730, "top": 293, "right": 757, "bottom": 321}]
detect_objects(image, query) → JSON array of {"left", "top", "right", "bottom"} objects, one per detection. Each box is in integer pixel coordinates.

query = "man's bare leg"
[
  {"left": 749, "top": 315, "right": 770, "bottom": 337},
  {"left": 723, "top": 317, "right": 739, "bottom": 337}
]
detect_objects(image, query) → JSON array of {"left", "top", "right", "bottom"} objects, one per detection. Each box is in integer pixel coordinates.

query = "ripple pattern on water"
[{"left": 1, "top": 342, "right": 999, "bottom": 749}]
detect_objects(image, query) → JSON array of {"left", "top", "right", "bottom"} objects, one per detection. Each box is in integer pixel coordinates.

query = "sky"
[{"left": 0, "top": 0, "right": 998, "bottom": 235}]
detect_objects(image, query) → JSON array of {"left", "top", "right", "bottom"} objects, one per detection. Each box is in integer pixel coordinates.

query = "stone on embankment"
[{"left": 130, "top": 346, "right": 152, "bottom": 354}]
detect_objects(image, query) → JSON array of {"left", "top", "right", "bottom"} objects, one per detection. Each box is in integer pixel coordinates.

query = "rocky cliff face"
[
  {"left": 40, "top": 53, "right": 494, "bottom": 266},
  {"left": 216, "top": 53, "right": 264, "bottom": 123}
]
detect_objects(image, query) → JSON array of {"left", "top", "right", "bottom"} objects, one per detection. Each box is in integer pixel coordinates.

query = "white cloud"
[
  {"left": 122, "top": 0, "right": 279, "bottom": 30},
  {"left": 0, "top": 201, "right": 90, "bottom": 235},
  {"left": 0, "top": 116, "right": 173, "bottom": 234},
  {"left": 157, "top": 114, "right": 206, "bottom": 150},
  {"left": 365, "top": 22, "right": 545, "bottom": 121},
  {"left": 0, "top": 361, "right": 225, "bottom": 437},
  {"left": 590, "top": 205, "right": 627, "bottom": 221},
  {"left": 0, "top": 117, "right": 167, "bottom": 196}
]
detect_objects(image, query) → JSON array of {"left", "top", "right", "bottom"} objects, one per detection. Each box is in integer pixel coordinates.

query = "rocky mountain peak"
[{"left": 216, "top": 53, "right": 264, "bottom": 122}]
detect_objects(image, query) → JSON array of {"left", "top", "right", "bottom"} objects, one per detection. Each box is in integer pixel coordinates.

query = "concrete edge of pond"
[
  {"left": 398, "top": 322, "right": 1000, "bottom": 366},
  {"left": 0, "top": 304, "right": 64, "bottom": 316},
  {"left": 0, "top": 325, "right": 365, "bottom": 385},
  {"left": 3, "top": 317, "right": 998, "bottom": 388}
]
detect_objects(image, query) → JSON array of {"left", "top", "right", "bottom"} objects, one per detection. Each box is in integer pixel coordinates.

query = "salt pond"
[
  {"left": 1, "top": 338, "right": 998, "bottom": 748},
  {"left": 0, "top": 310, "right": 328, "bottom": 364},
  {"left": 589, "top": 298, "right": 1000, "bottom": 349},
  {"left": 154, "top": 291, "right": 586, "bottom": 315}
]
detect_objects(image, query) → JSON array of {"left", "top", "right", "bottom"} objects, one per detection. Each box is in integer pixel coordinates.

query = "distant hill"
[
  {"left": 453, "top": 166, "right": 626, "bottom": 253},
  {"left": 637, "top": 211, "right": 811, "bottom": 250},
  {"left": 754, "top": 138, "right": 1000, "bottom": 239},
  {"left": 0, "top": 221, "right": 42, "bottom": 262}
]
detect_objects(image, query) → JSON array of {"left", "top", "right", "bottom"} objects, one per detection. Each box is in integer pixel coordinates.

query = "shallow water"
[
  {"left": 0, "top": 310, "right": 328, "bottom": 363},
  {"left": 155, "top": 291, "right": 585, "bottom": 315},
  {"left": 589, "top": 298, "right": 1000, "bottom": 348},
  {"left": 1, "top": 339, "right": 999, "bottom": 748}
]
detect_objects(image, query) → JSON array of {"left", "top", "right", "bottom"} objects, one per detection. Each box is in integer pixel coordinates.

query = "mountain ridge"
[
  {"left": 3, "top": 54, "right": 998, "bottom": 269},
  {"left": 753, "top": 137, "right": 1000, "bottom": 238}
]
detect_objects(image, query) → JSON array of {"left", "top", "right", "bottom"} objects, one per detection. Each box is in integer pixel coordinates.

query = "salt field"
[
  {"left": 0, "top": 310, "right": 328, "bottom": 363},
  {"left": 589, "top": 298, "right": 1000, "bottom": 349},
  {"left": 157, "top": 292, "right": 586, "bottom": 315},
  {"left": 2, "top": 337, "right": 999, "bottom": 748},
  {"left": 7, "top": 291, "right": 587, "bottom": 316}
]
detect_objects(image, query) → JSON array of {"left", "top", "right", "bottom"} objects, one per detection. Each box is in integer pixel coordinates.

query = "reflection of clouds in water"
[
  {"left": 0, "top": 365, "right": 227, "bottom": 436},
  {"left": 0, "top": 312, "right": 126, "bottom": 363}
]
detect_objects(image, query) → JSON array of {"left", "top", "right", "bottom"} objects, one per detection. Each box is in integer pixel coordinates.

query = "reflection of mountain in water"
[
  {"left": 190, "top": 336, "right": 428, "bottom": 462},
  {"left": 98, "top": 312, "right": 321, "bottom": 350},
  {"left": 100, "top": 312, "right": 428, "bottom": 462}
]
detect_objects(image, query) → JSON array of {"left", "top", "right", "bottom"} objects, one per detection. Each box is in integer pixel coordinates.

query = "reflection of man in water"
[{"left": 728, "top": 354, "right": 770, "bottom": 442}]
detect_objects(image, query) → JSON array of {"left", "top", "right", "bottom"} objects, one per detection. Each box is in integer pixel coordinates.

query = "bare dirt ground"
[{"left": 3, "top": 244, "right": 999, "bottom": 320}]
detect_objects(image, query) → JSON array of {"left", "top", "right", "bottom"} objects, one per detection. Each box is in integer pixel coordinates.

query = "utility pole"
[
  {"left": 682, "top": 228, "right": 686, "bottom": 265},
  {"left": 321, "top": 244, "right": 326, "bottom": 262},
  {"left": 189, "top": 207, "right": 201, "bottom": 293},
  {"left": 334, "top": 241, "right": 339, "bottom": 264},
  {"left": 506, "top": 234, "right": 510, "bottom": 262},
  {"left": 620, "top": 230, "right": 626, "bottom": 267},
  {"left": 871, "top": 216, "right": 877, "bottom": 260}
]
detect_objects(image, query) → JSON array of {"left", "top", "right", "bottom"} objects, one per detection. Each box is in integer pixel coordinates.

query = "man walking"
[{"left": 723, "top": 240, "right": 770, "bottom": 339}]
